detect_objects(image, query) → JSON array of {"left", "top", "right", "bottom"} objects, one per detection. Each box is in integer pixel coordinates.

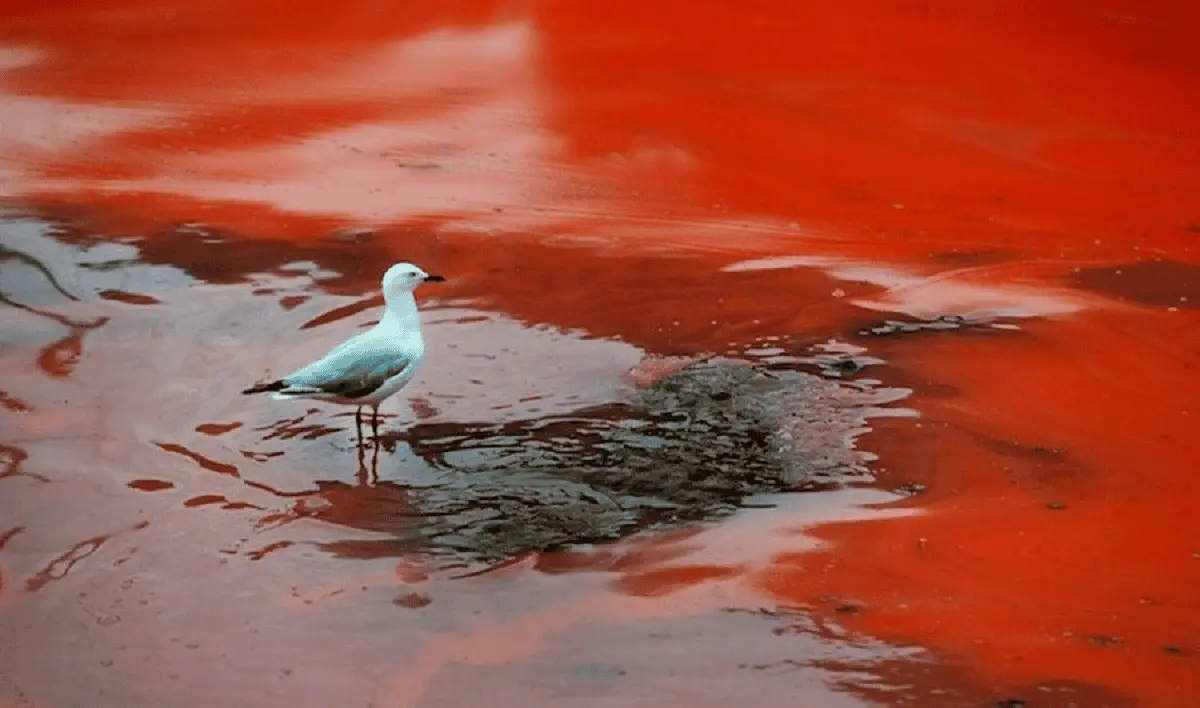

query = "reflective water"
[{"left": 2, "top": 2, "right": 1198, "bottom": 707}]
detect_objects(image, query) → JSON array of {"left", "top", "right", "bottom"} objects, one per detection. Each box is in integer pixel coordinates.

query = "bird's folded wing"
[{"left": 285, "top": 346, "right": 412, "bottom": 399}]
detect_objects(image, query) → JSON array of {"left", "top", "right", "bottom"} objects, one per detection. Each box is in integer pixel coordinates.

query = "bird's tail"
[{"left": 242, "top": 380, "right": 287, "bottom": 395}]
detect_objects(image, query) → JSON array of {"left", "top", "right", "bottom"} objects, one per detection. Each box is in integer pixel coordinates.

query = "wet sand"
[{"left": 1, "top": 2, "right": 1198, "bottom": 707}]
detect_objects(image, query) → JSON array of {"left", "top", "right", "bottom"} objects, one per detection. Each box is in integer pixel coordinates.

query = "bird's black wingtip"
[{"left": 242, "top": 380, "right": 286, "bottom": 395}]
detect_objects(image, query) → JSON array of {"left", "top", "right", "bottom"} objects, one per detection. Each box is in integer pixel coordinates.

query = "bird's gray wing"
[{"left": 284, "top": 345, "right": 412, "bottom": 399}]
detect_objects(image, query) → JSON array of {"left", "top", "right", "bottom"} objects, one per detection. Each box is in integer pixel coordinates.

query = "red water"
[{"left": 1, "top": 2, "right": 1199, "bottom": 707}]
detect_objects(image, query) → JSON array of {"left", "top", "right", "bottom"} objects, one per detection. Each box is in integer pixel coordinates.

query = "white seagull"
[{"left": 242, "top": 262, "right": 444, "bottom": 447}]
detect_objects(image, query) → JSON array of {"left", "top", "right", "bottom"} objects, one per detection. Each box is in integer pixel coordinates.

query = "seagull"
[{"left": 242, "top": 262, "right": 444, "bottom": 448}]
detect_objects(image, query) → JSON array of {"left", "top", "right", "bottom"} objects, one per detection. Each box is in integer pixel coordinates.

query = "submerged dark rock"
[{"left": 359, "top": 360, "right": 889, "bottom": 561}]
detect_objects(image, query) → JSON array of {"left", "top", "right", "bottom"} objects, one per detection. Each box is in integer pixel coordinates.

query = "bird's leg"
[
  {"left": 356, "top": 445, "right": 368, "bottom": 484},
  {"left": 367, "top": 404, "right": 381, "bottom": 485},
  {"left": 370, "top": 438, "right": 380, "bottom": 484},
  {"left": 355, "top": 406, "right": 364, "bottom": 448}
]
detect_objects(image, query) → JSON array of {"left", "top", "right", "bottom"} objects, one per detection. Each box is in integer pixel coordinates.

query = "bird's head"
[{"left": 382, "top": 262, "right": 445, "bottom": 299}]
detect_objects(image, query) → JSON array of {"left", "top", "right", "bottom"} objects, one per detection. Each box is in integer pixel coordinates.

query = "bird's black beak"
[{"left": 424, "top": 274, "right": 446, "bottom": 282}]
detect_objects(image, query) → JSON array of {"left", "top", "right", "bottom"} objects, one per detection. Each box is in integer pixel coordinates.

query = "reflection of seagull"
[{"left": 243, "top": 262, "right": 444, "bottom": 448}]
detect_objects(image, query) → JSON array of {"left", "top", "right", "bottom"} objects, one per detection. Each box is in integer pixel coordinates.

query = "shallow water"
[{"left": 1, "top": 2, "right": 1199, "bottom": 707}]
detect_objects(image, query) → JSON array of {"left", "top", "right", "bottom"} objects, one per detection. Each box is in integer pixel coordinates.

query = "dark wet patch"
[
  {"left": 0, "top": 443, "right": 47, "bottom": 483},
  {"left": 37, "top": 328, "right": 85, "bottom": 377},
  {"left": 25, "top": 520, "right": 149, "bottom": 592},
  {"left": 0, "top": 390, "right": 32, "bottom": 412},
  {"left": 0, "top": 525, "right": 24, "bottom": 551},
  {"left": 392, "top": 592, "right": 432, "bottom": 609},
  {"left": 97, "top": 289, "right": 162, "bottom": 305},
  {"left": 195, "top": 422, "right": 243, "bottom": 436},
  {"left": 1069, "top": 259, "right": 1200, "bottom": 308},
  {"left": 183, "top": 493, "right": 262, "bottom": 511},
  {"left": 976, "top": 435, "right": 1084, "bottom": 486},
  {"left": 299, "top": 295, "right": 382, "bottom": 330},
  {"left": 337, "top": 361, "right": 882, "bottom": 561},
  {"left": 154, "top": 442, "right": 240, "bottom": 477},
  {"left": 127, "top": 479, "right": 175, "bottom": 492},
  {"left": 245, "top": 540, "right": 294, "bottom": 561},
  {"left": 255, "top": 413, "right": 342, "bottom": 442},
  {"left": 184, "top": 495, "right": 229, "bottom": 507},
  {"left": 223, "top": 501, "right": 262, "bottom": 511},
  {"left": 278, "top": 294, "right": 310, "bottom": 310}
]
